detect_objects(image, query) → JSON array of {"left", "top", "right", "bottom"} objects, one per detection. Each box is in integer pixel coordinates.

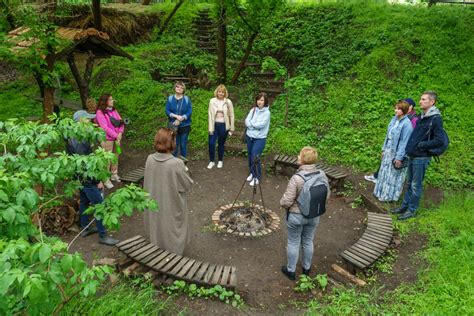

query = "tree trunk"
[
  {"left": 92, "top": 0, "right": 102, "bottom": 31},
  {"left": 33, "top": 71, "right": 45, "bottom": 98},
  {"left": 43, "top": 87, "right": 55, "bottom": 122},
  {"left": 157, "top": 0, "right": 185, "bottom": 36},
  {"left": 231, "top": 32, "right": 257, "bottom": 84},
  {"left": 67, "top": 52, "right": 95, "bottom": 109},
  {"left": 216, "top": 0, "right": 227, "bottom": 84},
  {"left": 142, "top": 0, "right": 152, "bottom": 5}
]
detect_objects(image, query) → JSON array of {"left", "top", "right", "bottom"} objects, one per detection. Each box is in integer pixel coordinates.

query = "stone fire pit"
[{"left": 211, "top": 202, "right": 280, "bottom": 237}]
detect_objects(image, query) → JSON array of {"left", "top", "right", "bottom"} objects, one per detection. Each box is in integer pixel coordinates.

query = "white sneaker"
[
  {"left": 110, "top": 174, "right": 121, "bottom": 182},
  {"left": 364, "top": 175, "right": 377, "bottom": 184},
  {"left": 207, "top": 162, "right": 215, "bottom": 169},
  {"left": 246, "top": 174, "right": 253, "bottom": 182},
  {"left": 104, "top": 179, "right": 114, "bottom": 189},
  {"left": 217, "top": 161, "right": 223, "bottom": 169},
  {"left": 249, "top": 178, "right": 259, "bottom": 187},
  {"left": 185, "top": 166, "right": 189, "bottom": 172}
]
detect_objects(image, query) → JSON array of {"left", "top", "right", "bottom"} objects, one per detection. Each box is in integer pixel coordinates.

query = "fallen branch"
[{"left": 331, "top": 264, "right": 366, "bottom": 286}]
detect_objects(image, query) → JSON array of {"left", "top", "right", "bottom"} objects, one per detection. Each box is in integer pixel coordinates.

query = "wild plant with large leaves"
[{"left": 0, "top": 117, "right": 157, "bottom": 315}]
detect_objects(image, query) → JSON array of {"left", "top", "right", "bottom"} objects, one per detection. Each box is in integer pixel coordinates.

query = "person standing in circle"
[
  {"left": 143, "top": 128, "right": 194, "bottom": 255},
  {"left": 245, "top": 92, "right": 271, "bottom": 186},
  {"left": 95, "top": 94, "right": 125, "bottom": 189},
  {"left": 165, "top": 81, "right": 192, "bottom": 158},
  {"left": 373, "top": 100, "right": 413, "bottom": 202},
  {"left": 207, "top": 84, "right": 235, "bottom": 169}
]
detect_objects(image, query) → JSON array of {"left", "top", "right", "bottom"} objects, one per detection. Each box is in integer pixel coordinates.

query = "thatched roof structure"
[{"left": 7, "top": 27, "right": 133, "bottom": 60}]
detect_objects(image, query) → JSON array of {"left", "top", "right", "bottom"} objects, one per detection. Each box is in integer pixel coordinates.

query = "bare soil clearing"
[{"left": 63, "top": 144, "right": 431, "bottom": 313}]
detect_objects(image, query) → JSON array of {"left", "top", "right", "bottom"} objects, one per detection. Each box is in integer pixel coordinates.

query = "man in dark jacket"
[
  {"left": 68, "top": 110, "right": 119, "bottom": 246},
  {"left": 391, "top": 91, "right": 445, "bottom": 220}
]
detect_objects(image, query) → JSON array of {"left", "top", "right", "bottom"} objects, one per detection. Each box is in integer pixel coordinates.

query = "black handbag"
[{"left": 392, "top": 157, "right": 409, "bottom": 170}]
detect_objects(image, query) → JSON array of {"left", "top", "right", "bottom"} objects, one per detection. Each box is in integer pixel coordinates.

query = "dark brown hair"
[
  {"left": 396, "top": 100, "right": 410, "bottom": 115},
  {"left": 97, "top": 93, "right": 112, "bottom": 111},
  {"left": 154, "top": 128, "right": 176, "bottom": 153},
  {"left": 255, "top": 92, "right": 269, "bottom": 107}
]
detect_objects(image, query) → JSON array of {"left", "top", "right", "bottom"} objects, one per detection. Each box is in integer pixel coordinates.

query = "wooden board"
[
  {"left": 127, "top": 243, "right": 156, "bottom": 258},
  {"left": 221, "top": 266, "right": 231, "bottom": 286},
  {"left": 210, "top": 265, "right": 224, "bottom": 285},
  {"left": 153, "top": 253, "right": 177, "bottom": 271},
  {"left": 184, "top": 261, "right": 203, "bottom": 280},
  {"left": 203, "top": 264, "right": 217, "bottom": 283},
  {"left": 170, "top": 257, "right": 192, "bottom": 276},
  {"left": 175, "top": 259, "right": 196, "bottom": 278},
  {"left": 116, "top": 235, "right": 143, "bottom": 248},
  {"left": 193, "top": 262, "right": 210, "bottom": 282}
]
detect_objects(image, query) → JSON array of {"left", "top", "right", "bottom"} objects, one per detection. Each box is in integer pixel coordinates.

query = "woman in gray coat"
[
  {"left": 279, "top": 146, "right": 330, "bottom": 280},
  {"left": 143, "top": 128, "right": 193, "bottom": 255}
]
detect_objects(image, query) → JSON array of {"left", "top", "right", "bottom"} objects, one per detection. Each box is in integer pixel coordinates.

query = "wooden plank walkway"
[
  {"left": 339, "top": 212, "right": 393, "bottom": 270},
  {"left": 116, "top": 235, "right": 237, "bottom": 288},
  {"left": 273, "top": 154, "right": 348, "bottom": 192}
]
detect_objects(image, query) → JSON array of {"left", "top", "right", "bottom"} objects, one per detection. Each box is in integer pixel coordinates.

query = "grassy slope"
[
  {"left": 1, "top": 3, "right": 472, "bottom": 187},
  {"left": 308, "top": 193, "right": 474, "bottom": 315}
]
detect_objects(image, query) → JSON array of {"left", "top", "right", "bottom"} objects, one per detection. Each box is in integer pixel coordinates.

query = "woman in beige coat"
[
  {"left": 143, "top": 128, "right": 193, "bottom": 255},
  {"left": 207, "top": 84, "right": 235, "bottom": 169}
]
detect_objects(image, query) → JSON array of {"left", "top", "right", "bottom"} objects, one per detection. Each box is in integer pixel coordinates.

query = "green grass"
[
  {"left": 307, "top": 192, "right": 474, "bottom": 314},
  {"left": 1, "top": 3, "right": 472, "bottom": 189},
  {"left": 60, "top": 279, "right": 172, "bottom": 315}
]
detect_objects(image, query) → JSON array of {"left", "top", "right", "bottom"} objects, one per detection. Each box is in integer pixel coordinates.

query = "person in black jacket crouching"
[
  {"left": 67, "top": 110, "right": 119, "bottom": 246},
  {"left": 391, "top": 91, "right": 445, "bottom": 220}
]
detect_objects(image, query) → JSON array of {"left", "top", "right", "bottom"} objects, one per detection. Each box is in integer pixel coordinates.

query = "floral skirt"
[{"left": 373, "top": 151, "right": 407, "bottom": 202}]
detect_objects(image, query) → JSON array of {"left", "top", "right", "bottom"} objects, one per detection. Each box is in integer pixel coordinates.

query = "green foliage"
[
  {"left": 307, "top": 192, "right": 474, "bottom": 314},
  {"left": 163, "top": 280, "right": 244, "bottom": 308},
  {"left": 0, "top": 118, "right": 157, "bottom": 314},
  {"left": 60, "top": 279, "right": 169, "bottom": 316},
  {"left": 294, "top": 274, "right": 327, "bottom": 293}
]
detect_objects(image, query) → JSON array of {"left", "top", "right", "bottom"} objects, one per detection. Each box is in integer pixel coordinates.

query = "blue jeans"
[
  {"left": 247, "top": 137, "right": 266, "bottom": 179},
  {"left": 286, "top": 213, "right": 320, "bottom": 272},
  {"left": 401, "top": 157, "right": 431, "bottom": 213},
  {"left": 173, "top": 132, "right": 189, "bottom": 158},
  {"left": 79, "top": 184, "right": 107, "bottom": 237},
  {"left": 209, "top": 123, "right": 228, "bottom": 162}
]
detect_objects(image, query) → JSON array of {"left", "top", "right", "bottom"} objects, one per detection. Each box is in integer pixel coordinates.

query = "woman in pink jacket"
[{"left": 95, "top": 93, "right": 125, "bottom": 189}]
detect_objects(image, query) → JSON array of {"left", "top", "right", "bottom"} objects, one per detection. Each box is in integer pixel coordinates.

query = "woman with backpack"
[
  {"left": 244, "top": 92, "right": 270, "bottom": 186},
  {"left": 166, "top": 81, "right": 192, "bottom": 159},
  {"left": 95, "top": 94, "right": 125, "bottom": 189},
  {"left": 373, "top": 100, "right": 413, "bottom": 202},
  {"left": 280, "top": 146, "right": 330, "bottom": 281},
  {"left": 207, "top": 84, "right": 235, "bottom": 169}
]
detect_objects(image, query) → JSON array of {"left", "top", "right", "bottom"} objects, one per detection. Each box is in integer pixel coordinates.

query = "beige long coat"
[
  {"left": 208, "top": 97, "right": 235, "bottom": 133},
  {"left": 143, "top": 152, "right": 193, "bottom": 255}
]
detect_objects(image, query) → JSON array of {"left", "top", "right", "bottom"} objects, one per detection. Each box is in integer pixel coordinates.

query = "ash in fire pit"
[{"left": 212, "top": 202, "right": 280, "bottom": 237}]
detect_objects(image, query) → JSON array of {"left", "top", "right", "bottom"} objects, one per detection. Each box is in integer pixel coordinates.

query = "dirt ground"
[{"left": 63, "top": 143, "right": 433, "bottom": 314}]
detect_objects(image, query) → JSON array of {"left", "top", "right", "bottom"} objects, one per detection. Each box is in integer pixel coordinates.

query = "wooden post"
[
  {"left": 67, "top": 51, "right": 96, "bottom": 109},
  {"left": 92, "top": 0, "right": 102, "bottom": 31}
]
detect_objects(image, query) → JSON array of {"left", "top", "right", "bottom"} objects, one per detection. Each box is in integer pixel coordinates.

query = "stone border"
[{"left": 211, "top": 202, "right": 280, "bottom": 237}]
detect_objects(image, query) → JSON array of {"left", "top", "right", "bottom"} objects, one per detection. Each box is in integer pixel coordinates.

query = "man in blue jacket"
[{"left": 391, "top": 91, "right": 445, "bottom": 220}]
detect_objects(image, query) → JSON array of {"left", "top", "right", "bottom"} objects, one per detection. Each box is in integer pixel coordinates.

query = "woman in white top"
[{"left": 207, "top": 84, "right": 235, "bottom": 169}]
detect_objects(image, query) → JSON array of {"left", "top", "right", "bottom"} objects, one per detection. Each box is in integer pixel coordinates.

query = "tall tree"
[
  {"left": 230, "top": 0, "right": 284, "bottom": 84},
  {"left": 157, "top": 0, "right": 185, "bottom": 36},
  {"left": 216, "top": 0, "right": 227, "bottom": 83}
]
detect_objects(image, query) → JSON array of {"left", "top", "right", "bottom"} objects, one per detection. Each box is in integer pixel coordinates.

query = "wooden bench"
[
  {"left": 339, "top": 212, "right": 393, "bottom": 271},
  {"left": 121, "top": 156, "right": 188, "bottom": 184},
  {"left": 273, "top": 154, "right": 348, "bottom": 192},
  {"left": 116, "top": 235, "right": 237, "bottom": 288}
]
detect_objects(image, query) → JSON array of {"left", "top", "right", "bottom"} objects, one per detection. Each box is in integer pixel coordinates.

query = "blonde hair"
[
  {"left": 174, "top": 81, "right": 186, "bottom": 93},
  {"left": 86, "top": 98, "right": 97, "bottom": 114},
  {"left": 299, "top": 146, "right": 318, "bottom": 165},
  {"left": 214, "top": 84, "right": 228, "bottom": 98}
]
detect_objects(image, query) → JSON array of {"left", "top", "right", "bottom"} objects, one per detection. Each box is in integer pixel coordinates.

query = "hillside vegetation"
[{"left": 1, "top": 2, "right": 472, "bottom": 188}]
